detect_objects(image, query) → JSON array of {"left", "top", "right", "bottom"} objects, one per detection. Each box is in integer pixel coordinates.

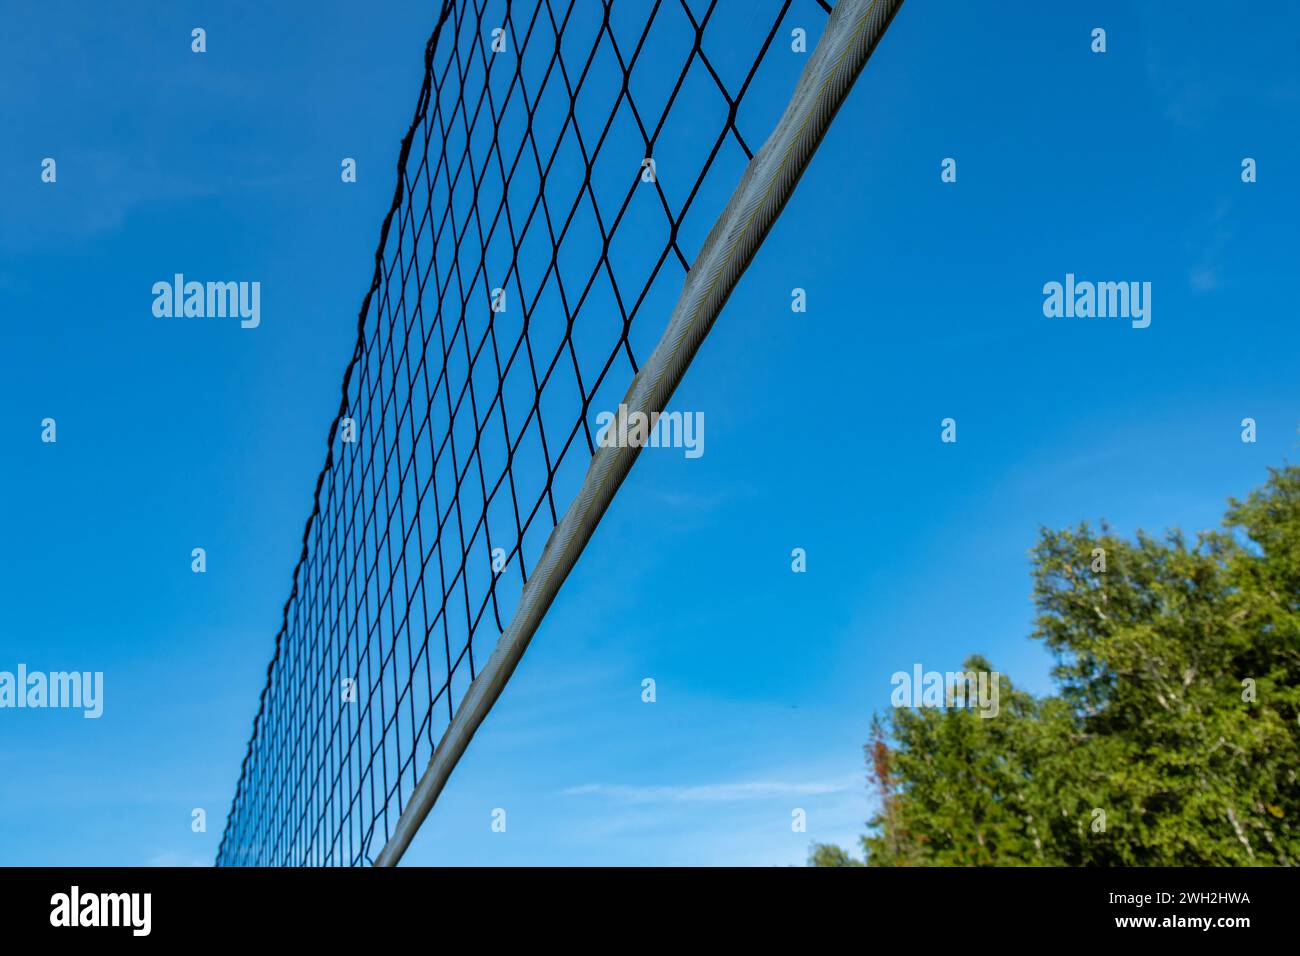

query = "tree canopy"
[{"left": 814, "top": 465, "right": 1300, "bottom": 866}]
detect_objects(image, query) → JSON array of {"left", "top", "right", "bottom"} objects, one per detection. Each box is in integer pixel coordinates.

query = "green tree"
[{"left": 812, "top": 466, "right": 1300, "bottom": 866}]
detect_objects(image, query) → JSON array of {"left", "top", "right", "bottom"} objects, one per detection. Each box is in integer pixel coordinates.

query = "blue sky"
[{"left": 2, "top": 0, "right": 1298, "bottom": 866}]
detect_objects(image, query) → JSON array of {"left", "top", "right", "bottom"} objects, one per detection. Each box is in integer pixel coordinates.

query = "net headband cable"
[{"left": 375, "top": 0, "right": 904, "bottom": 867}]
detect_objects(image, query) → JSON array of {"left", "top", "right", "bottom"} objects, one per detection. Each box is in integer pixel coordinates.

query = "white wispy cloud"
[
  {"left": 144, "top": 851, "right": 210, "bottom": 867},
  {"left": 562, "top": 779, "right": 853, "bottom": 804},
  {"left": 1189, "top": 266, "right": 1220, "bottom": 292},
  {"left": 553, "top": 772, "right": 871, "bottom": 865}
]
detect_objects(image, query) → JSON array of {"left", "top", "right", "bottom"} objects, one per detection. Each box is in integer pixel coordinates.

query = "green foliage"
[
  {"left": 807, "top": 843, "right": 863, "bottom": 867},
  {"left": 813, "top": 466, "right": 1300, "bottom": 867}
]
